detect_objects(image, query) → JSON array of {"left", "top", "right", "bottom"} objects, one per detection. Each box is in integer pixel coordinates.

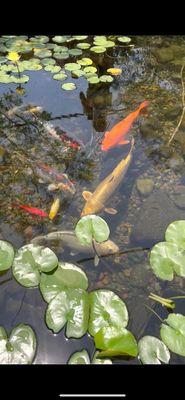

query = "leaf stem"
[{"left": 144, "top": 304, "right": 165, "bottom": 323}]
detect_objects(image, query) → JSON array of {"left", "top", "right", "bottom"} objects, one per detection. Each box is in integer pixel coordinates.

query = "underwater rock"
[
  {"left": 140, "top": 121, "right": 161, "bottom": 139},
  {"left": 131, "top": 190, "right": 185, "bottom": 246},
  {"left": 170, "top": 186, "right": 185, "bottom": 209},
  {"left": 153, "top": 47, "right": 174, "bottom": 63},
  {"left": 0, "top": 146, "right": 5, "bottom": 164},
  {"left": 129, "top": 264, "right": 153, "bottom": 288},
  {"left": 0, "top": 222, "right": 25, "bottom": 248},
  {"left": 136, "top": 178, "right": 154, "bottom": 197},
  {"left": 168, "top": 154, "right": 185, "bottom": 172}
]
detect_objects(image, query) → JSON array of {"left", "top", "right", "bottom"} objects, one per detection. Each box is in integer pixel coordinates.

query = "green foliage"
[
  {"left": 75, "top": 215, "right": 110, "bottom": 246},
  {"left": 94, "top": 326, "right": 138, "bottom": 358},
  {"left": 138, "top": 336, "right": 170, "bottom": 364},
  {"left": 160, "top": 314, "right": 185, "bottom": 356},
  {"left": 61, "top": 82, "right": 76, "bottom": 91},
  {"left": 0, "top": 240, "right": 14, "bottom": 271}
]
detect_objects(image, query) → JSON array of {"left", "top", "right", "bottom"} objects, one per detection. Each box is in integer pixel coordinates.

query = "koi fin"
[
  {"left": 118, "top": 139, "right": 130, "bottom": 145},
  {"left": 104, "top": 207, "right": 118, "bottom": 214},
  {"left": 82, "top": 191, "right": 93, "bottom": 200},
  {"left": 94, "top": 254, "right": 100, "bottom": 266}
]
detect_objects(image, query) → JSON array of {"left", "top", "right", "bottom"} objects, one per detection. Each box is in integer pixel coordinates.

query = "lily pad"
[
  {"left": 0, "top": 73, "right": 13, "bottom": 83},
  {"left": 72, "top": 36, "right": 88, "bottom": 41},
  {"left": 165, "top": 220, "right": 185, "bottom": 250},
  {"left": 68, "top": 349, "right": 90, "bottom": 364},
  {"left": 0, "top": 324, "right": 36, "bottom": 364},
  {"left": 160, "top": 313, "right": 185, "bottom": 356},
  {"left": 99, "top": 75, "right": 114, "bottom": 83},
  {"left": 41, "top": 58, "right": 56, "bottom": 66},
  {"left": 87, "top": 76, "right": 100, "bottom": 84},
  {"left": 52, "top": 36, "right": 68, "bottom": 44},
  {"left": 34, "top": 49, "right": 52, "bottom": 58},
  {"left": 90, "top": 46, "right": 106, "bottom": 53},
  {"left": 94, "top": 39, "right": 115, "bottom": 48},
  {"left": 69, "top": 48, "right": 83, "bottom": 56},
  {"left": 83, "top": 66, "right": 97, "bottom": 73},
  {"left": 77, "top": 58, "right": 93, "bottom": 66},
  {"left": 44, "top": 65, "right": 61, "bottom": 73},
  {"left": 138, "top": 336, "right": 170, "bottom": 364},
  {"left": 40, "top": 262, "right": 88, "bottom": 303},
  {"left": 0, "top": 240, "right": 14, "bottom": 271},
  {"left": 94, "top": 326, "right": 138, "bottom": 358},
  {"left": 117, "top": 36, "right": 131, "bottom": 43},
  {"left": 150, "top": 241, "right": 185, "bottom": 280},
  {"left": 88, "top": 290, "right": 128, "bottom": 337},
  {"left": 61, "top": 82, "right": 76, "bottom": 91},
  {"left": 77, "top": 43, "right": 91, "bottom": 50},
  {"left": 64, "top": 63, "right": 81, "bottom": 71},
  {"left": 46, "top": 288, "right": 89, "bottom": 337},
  {"left": 12, "top": 244, "right": 58, "bottom": 288},
  {"left": 92, "top": 351, "right": 112, "bottom": 364},
  {"left": 53, "top": 52, "right": 69, "bottom": 60},
  {"left": 34, "top": 35, "right": 49, "bottom": 43},
  {"left": 0, "top": 56, "right": 7, "bottom": 64},
  {"left": 71, "top": 69, "right": 85, "bottom": 78},
  {"left": 75, "top": 215, "right": 110, "bottom": 246},
  {"left": 53, "top": 72, "right": 67, "bottom": 81},
  {"left": 11, "top": 75, "right": 30, "bottom": 84}
]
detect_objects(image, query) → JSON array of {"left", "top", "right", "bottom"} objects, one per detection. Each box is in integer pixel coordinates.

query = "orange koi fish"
[
  {"left": 101, "top": 100, "right": 149, "bottom": 151},
  {"left": 13, "top": 204, "right": 48, "bottom": 217}
]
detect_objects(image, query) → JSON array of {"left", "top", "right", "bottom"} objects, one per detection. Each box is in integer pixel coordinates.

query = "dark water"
[{"left": 1, "top": 35, "right": 185, "bottom": 364}]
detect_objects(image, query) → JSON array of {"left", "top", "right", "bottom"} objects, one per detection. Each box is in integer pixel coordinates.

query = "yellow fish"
[
  {"left": 49, "top": 198, "right": 60, "bottom": 220},
  {"left": 81, "top": 138, "right": 134, "bottom": 216}
]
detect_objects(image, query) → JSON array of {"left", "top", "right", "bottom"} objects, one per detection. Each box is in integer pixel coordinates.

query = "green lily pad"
[
  {"left": 94, "top": 39, "right": 115, "bottom": 48},
  {"left": 46, "top": 288, "right": 89, "bottom": 337},
  {"left": 68, "top": 349, "right": 90, "bottom": 364},
  {"left": 44, "top": 65, "right": 61, "bottom": 73},
  {"left": 83, "top": 66, "right": 97, "bottom": 73},
  {"left": 87, "top": 76, "right": 100, "bottom": 84},
  {"left": 0, "top": 240, "right": 14, "bottom": 271},
  {"left": 90, "top": 46, "right": 106, "bottom": 53},
  {"left": 61, "top": 82, "right": 76, "bottom": 91},
  {"left": 71, "top": 69, "right": 85, "bottom": 78},
  {"left": 75, "top": 215, "right": 110, "bottom": 246},
  {"left": 138, "top": 336, "right": 170, "bottom": 364},
  {"left": 69, "top": 48, "right": 83, "bottom": 56},
  {"left": 85, "top": 72, "right": 98, "bottom": 79},
  {"left": 52, "top": 36, "right": 68, "bottom": 43},
  {"left": 56, "top": 46, "right": 69, "bottom": 53},
  {"left": 41, "top": 58, "right": 56, "bottom": 66},
  {"left": 77, "top": 58, "right": 93, "bottom": 66},
  {"left": 160, "top": 313, "right": 185, "bottom": 356},
  {"left": 53, "top": 72, "right": 67, "bottom": 81},
  {"left": 88, "top": 290, "right": 128, "bottom": 337},
  {"left": 34, "top": 49, "right": 52, "bottom": 58},
  {"left": 165, "top": 220, "right": 185, "bottom": 250},
  {"left": 19, "top": 61, "right": 42, "bottom": 71},
  {"left": 94, "top": 326, "right": 138, "bottom": 358},
  {"left": 117, "top": 36, "right": 131, "bottom": 43},
  {"left": 150, "top": 241, "right": 185, "bottom": 280},
  {"left": 64, "top": 63, "right": 81, "bottom": 71},
  {"left": 11, "top": 75, "right": 30, "bottom": 84},
  {"left": 40, "top": 262, "right": 88, "bottom": 303},
  {"left": 99, "top": 75, "right": 114, "bottom": 83},
  {"left": 77, "top": 43, "right": 91, "bottom": 50},
  {"left": 0, "top": 73, "right": 13, "bottom": 83},
  {"left": 34, "top": 35, "right": 49, "bottom": 43},
  {"left": 72, "top": 36, "right": 88, "bottom": 41},
  {"left": 53, "top": 52, "right": 69, "bottom": 60},
  {"left": 0, "top": 56, "right": 7, "bottom": 64},
  {"left": 0, "top": 324, "right": 36, "bottom": 364},
  {"left": 12, "top": 244, "right": 58, "bottom": 288},
  {"left": 92, "top": 351, "right": 112, "bottom": 364}
]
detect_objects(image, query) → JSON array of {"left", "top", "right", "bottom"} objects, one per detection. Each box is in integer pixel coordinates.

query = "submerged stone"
[
  {"left": 136, "top": 178, "right": 154, "bottom": 197},
  {"left": 154, "top": 47, "right": 174, "bottom": 63}
]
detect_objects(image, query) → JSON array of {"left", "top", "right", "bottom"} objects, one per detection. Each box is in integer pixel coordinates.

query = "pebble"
[
  {"left": 136, "top": 178, "right": 154, "bottom": 197},
  {"left": 24, "top": 226, "right": 34, "bottom": 239}
]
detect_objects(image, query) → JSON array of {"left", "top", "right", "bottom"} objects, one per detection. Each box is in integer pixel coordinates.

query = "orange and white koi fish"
[
  {"left": 49, "top": 198, "right": 60, "bottom": 220},
  {"left": 101, "top": 100, "right": 149, "bottom": 151}
]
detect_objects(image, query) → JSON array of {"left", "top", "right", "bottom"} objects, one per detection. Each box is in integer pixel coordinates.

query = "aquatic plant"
[
  {"left": 68, "top": 349, "right": 112, "bottom": 364},
  {"left": 0, "top": 240, "right": 14, "bottom": 271},
  {"left": 138, "top": 336, "right": 170, "bottom": 364}
]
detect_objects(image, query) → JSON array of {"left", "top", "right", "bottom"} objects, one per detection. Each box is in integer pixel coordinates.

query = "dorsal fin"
[{"left": 82, "top": 191, "right": 93, "bottom": 201}]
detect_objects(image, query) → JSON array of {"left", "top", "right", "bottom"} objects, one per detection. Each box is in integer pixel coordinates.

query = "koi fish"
[
  {"left": 81, "top": 138, "right": 134, "bottom": 216},
  {"left": 47, "top": 176, "right": 76, "bottom": 195},
  {"left": 101, "top": 100, "right": 149, "bottom": 151},
  {"left": 31, "top": 230, "right": 119, "bottom": 256},
  {"left": 49, "top": 198, "right": 60, "bottom": 220},
  {"left": 24, "top": 106, "right": 43, "bottom": 114},
  {"left": 12, "top": 204, "right": 48, "bottom": 217}
]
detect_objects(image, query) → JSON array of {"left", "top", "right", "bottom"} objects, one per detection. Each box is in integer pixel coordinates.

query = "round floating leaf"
[
  {"left": 34, "top": 35, "right": 49, "bottom": 43},
  {"left": 93, "top": 36, "right": 107, "bottom": 42},
  {"left": 77, "top": 43, "right": 91, "bottom": 50},
  {"left": 83, "top": 66, "right": 97, "bottom": 73},
  {"left": 0, "top": 56, "right": 7, "bottom": 64},
  {"left": 71, "top": 69, "right": 85, "bottom": 78},
  {"left": 44, "top": 65, "right": 61, "bottom": 73},
  {"left": 12, "top": 244, "right": 58, "bottom": 288},
  {"left": 72, "top": 36, "right": 88, "bottom": 41},
  {"left": 75, "top": 215, "right": 110, "bottom": 246},
  {"left": 19, "top": 61, "right": 42, "bottom": 71},
  {"left": 87, "top": 76, "right": 100, "bottom": 84},
  {"left": 165, "top": 220, "right": 185, "bottom": 250},
  {"left": 77, "top": 58, "right": 93, "bottom": 66},
  {"left": 40, "top": 262, "right": 88, "bottom": 303},
  {"left": 52, "top": 36, "right": 68, "bottom": 43},
  {"left": 34, "top": 49, "right": 52, "bottom": 58},
  {"left": 150, "top": 241, "right": 185, "bottom": 280},
  {"left": 53, "top": 52, "right": 69, "bottom": 60},
  {"left": 0, "top": 240, "right": 14, "bottom": 271},
  {"left": 69, "top": 48, "right": 83, "bottom": 56},
  {"left": 94, "top": 326, "right": 138, "bottom": 358},
  {"left": 64, "top": 63, "right": 81, "bottom": 71},
  {"left": 0, "top": 324, "right": 36, "bottom": 364},
  {"left": 99, "top": 75, "right": 114, "bottom": 83},
  {"left": 85, "top": 72, "right": 98, "bottom": 79},
  {"left": 107, "top": 67, "right": 122, "bottom": 76},
  {"left": 61, "top": 82, "right": 76, "bottom": 91},
  {"left": 11, "top": 75, "right": 30, "bottom": 84},
  {"left": 68, "top": 350, "right": 90, "bottom": 364},
  {"left": 53, "top": 72, "right": 67, "bottom": 81},
  {"left": 160, "top": 313, "right": 185, "bottom": 356},
  {"left": 0, "top": 73, "right": 13, "bottom": 83},
  {"left": 88, "top": 290, "right": 128, "bottom": 337},
  {"left": 46, "top": 288, "right": 89, "bottom": 337},
  {"left": 90, "top": 46, "right": 106, "bottom": 53},
  {"left": 57, "top": 46, "right": 68, "bottom": 53},
  {"left": 92, "top": 351, "right": 112, "bottom": 364},
  {"left": 138, "top": 336, "right": 170, "bottom": 364},
  {"left": 94, "top": 39, "right": 115, "bottom": 48},
  {"left": 41, "top": 58, "right": 56, "bottom": 66},
  {"left": 117, "top": 36, "right": 131, "bottom": 43}
]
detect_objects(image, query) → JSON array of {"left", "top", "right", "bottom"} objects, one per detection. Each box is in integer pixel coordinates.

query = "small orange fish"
[
  {"left": 12, "top": 204, "right": 48, "bottom": 217},
  {"left": 101, "top": 100, "right": 149, "bottom": 151}
]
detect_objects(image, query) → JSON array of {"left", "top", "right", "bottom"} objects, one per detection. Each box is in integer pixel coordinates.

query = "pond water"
[{"left": 1, "top": 35, "right": 185, "bottom": 364}]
